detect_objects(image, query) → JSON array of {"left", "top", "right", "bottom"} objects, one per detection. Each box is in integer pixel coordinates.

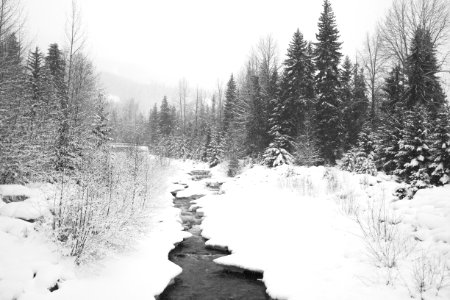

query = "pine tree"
[
  {"left": 382, "top": 65, "right": 405, "bottom": 110},
  {"left": 395, "top": 108, "right": 430, "bottom": 188},
  {"left": 282, "top": 29, "right": 316, "bottom": 137},
  {"left": 314, "top": 0, "right": 343, "bottom": 164},
  {"left": 263, "top": 94, "right": 295, "bottom": 167},
  {"left": 406, "top": 27, "right": 446, "bottom": 113},
  {"left": 246, "top": 75, "right": 267, "bottom": 156},
  {"left": 295, "top": 111, "right": 321, "bottom": 166},
  {"left": 148, "top": 103, "right": 159, "bottom": 147},
  {"left": 92, "top": 93, "right": 111, "bottom": 148},
  {"left": 340, "top": 56, "right": 353, "bottom": 150},
  {"left": 45, "top": 43, "right": 73, "bottom": 172},
  {"left": 350, "top": 65, "right": 369, "bottom": 145},
  {"left": 223, "top": 74, "right": 237, "bottom": 134},
  {"left": 428, "top": 108, "right": 450, "bottom": 185},
  {"left": 26, "top": 47, "right": 54, "bottom": 134},
  {"left": 0, "top": 34, "right": 28, "bottom": 183},
  {"left": 159, "top": 96, "right": 172, "bottom": 136},
  {"left": 374, "top": 105, "right": 404, "bottom": 174},
  {"left": 45, "top": 44, "right": 67, "bottom": 104}
]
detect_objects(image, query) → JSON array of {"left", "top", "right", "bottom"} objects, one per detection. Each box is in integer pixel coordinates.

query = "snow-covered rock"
[{"left": 0, "top": 197, "right": 49, "bottom": 221}]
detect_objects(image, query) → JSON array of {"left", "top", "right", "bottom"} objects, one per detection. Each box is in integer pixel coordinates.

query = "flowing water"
[{"left": 158, "top": 178, "right": 273, "bottom": 300}]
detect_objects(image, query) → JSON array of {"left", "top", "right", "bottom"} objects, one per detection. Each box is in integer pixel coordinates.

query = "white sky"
[{"left": 24, "top": 0, "right": 394, "bottom": 90}]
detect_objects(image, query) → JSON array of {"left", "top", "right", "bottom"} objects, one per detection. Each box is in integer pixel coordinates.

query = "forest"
[
  {"left": 110, "top": 0, "right": 450, "bottom": 194},
  {"left": 1, "top": 0, "right": 450, "bottom": 298}
]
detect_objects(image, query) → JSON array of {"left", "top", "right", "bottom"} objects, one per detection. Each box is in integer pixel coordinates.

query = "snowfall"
[{"left": 1, "top": 158, "right": 449, "bottom": 300}]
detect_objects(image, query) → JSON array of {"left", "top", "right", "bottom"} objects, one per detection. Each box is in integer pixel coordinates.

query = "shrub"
[{"left": 340, "top": 149, "right": 377, "bottom": 176}]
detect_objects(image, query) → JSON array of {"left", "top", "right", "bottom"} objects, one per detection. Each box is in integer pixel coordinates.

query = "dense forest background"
[
  {"left": 110, "top": 0, "right": 450, "bottom": 192},
  {"left": 1, "top": 0, "right": 450, "bottom": 195}
]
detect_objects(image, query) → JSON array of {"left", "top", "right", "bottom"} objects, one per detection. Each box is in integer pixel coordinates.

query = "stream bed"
[{"left": 158, "top": 178, "right": 273, "bottom": 300}]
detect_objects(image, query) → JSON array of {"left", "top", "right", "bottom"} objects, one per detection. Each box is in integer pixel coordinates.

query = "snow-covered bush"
[
  {"left": 356, "top": 195, "right": 415, "bottom": 284},
  {"left": 428, "top": 109, "right": 450, "bottom": 186},
  {"left": 339, "top": 149, "right": 377, "bottom": 176},
  {"left": 227, "top": 156, "right": 240, "bottom": 177},
  {"left": 263, "top": 132, "right": 294, "bottom": 168},
  {"left": 324, "top": 168, "right": 342, "bottom": 194},
  {"left": 411, "top": 252, "right": 450, "bottom": 299},
  {"left": 51, "top": 146, "right": 163, "bottom": 263},
  {"left": 336, "top": 189, "right": 359, "bottom": 217}
]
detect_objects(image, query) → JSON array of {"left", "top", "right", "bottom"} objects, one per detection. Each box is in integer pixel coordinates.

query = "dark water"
[{"left": 158, "top": 190, "right": 273, "bottom": 300}]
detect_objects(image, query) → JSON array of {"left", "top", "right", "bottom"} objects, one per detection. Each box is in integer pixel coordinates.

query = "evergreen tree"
[
  {"left": 45, "top": 43, "right": 73, "bottom": 172},
  {"left": 207, "top": 125, "right": 223, "bottom": 167},
  {"left": 428, "top": 108, "right": 450, "bottom": 185},
  {"left": 223, "top": 74, "right": 237, "bottom": 134},
  {"left": 340, "top": 56, "right": 353, "bottom": 150},
  {"left": 382, "top": 65, "right": 406, "bottom": 110},
  {"left": 374, "top": 105, "right": 404, "bottom": 174},
  {"left": 263, "top": 95, "right": 295, "bottom": 167},
  {"left": 45, "top": 44, "right": 67, "bottom": 102},
  {"left": 26, "top": 47, "right": 55, "bottom": 136},
  {"left": 295, "top": 111, "right": 321, "bottom": 166},
  {"left": 148, "top": 103, "right": 159, "bottom": 146},
  {"left": 92, "top": 93, "right": 111, "bottom": 148},
  {"left": 159, "top": 96, "right": 172, "bottom": 136},
  {"left": 282, "top": 29, "right": 316, "bottom": 137},
  {"left": 0, "top": 34, "right": 28, "bottom": 183},
  {"left": 314, "top": 0, "right": 343, "bottom": 164},
  {"left": 406, "top": 27, "right": 446, "bottom": 113},
  {"left": 350, "top": 65, "right": 369, "bottom": 145},
  {"left": 246, "top": 75, "right": 267, "bottom": 156},
  {"left": 395, "top": 108, "right": 431, "bottom": 189}
]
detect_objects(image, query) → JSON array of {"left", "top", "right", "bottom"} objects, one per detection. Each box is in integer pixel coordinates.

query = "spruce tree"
[
  {"left": 406, "top": 27, "right": 446, "bottom": 113},
  {"left": 159, "top": 96, "right": 172, "bottom": 136},
  {"left": 45, "top": 43, "right": 73, "bottom": 172},
  {"left": 148, "top": 103, "right": 159, "bottom": 147},
  {"left": 92, "top": 93, "right": 111, "bottom": 148},
  {"left": 207, "top": 125, "right": 223, "bottom": 167},
  {"left": 350, "top": 65, "right": 369, "bottom": 145},
  {"left": 314, "top": 0, "right": 343, "bottom": 164},
  {"left": 382, "top": 65, "right": 405, "bottom": 110},
  {"left": 263, "top": 95, "right": 295, "bottom": 167},
  {"left": 340, "top": 56, "right": 353, "bottom": 151},
  {"left": 246, "top": 75, "right": 267, "bottom": 156},
  {"left": 428, "top": 108, "right": 450, "bottom": 185},
  {"left": 395, "top": 108, "right": 431, "bottom": 189},
  {"left": 223, "top": 74, "right": 237, "bottom": 134},
  {"left": 282, "top": 29, "right": 316, "bottom": 138},
  {"left": 374, "top": 105, "right": 404, "bottom": 174}
]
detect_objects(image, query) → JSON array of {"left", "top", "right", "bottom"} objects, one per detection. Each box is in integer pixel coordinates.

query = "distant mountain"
[{"left": 98, "top": 72, "right": 178, "bottom": 113}]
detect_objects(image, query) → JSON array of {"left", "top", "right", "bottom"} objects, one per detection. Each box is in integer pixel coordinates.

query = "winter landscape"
[{"left": 1, "top": 0, "right": 450, "bottom": 299}]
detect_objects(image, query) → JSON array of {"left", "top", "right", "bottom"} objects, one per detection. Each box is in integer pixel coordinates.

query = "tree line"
[
  {"left": 110, "top": 0, "right": 449, "bottom": 191},
  {"left": 0, "top": 0, "right": 109, "bottom": 184}
]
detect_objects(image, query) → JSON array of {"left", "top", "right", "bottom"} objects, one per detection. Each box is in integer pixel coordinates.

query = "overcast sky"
[{"left": 24, "top": 0, "right": 394, "bottom": 90}]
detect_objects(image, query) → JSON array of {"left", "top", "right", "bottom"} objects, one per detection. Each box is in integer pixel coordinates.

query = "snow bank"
[
  {"left": 0, "top": 216, "right": 34, "bottom": 238},
  {"left": 0, "top": 185, "right": 34, "bottom": 198},
  {"left": 0, "top": 184, "right": 51, "bottom": 221},
  {"left": 23, "top": 159, "right": 204, "bottom": 300},
  {"left": 0, "top": 159, "right": 208, "bottom": 300},
  {"left": 394, "top": 185, "right": 450, "bottom": 245},
  {"left": 0, "top": 219, "right": 73, "bottom": 300},
  {"left": 194, "top": 164, "right": 449, "bottom": 300}
]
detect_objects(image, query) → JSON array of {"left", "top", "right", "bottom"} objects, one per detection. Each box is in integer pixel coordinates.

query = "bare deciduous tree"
[
  {"left": 361, "top": 30, "right": 387, "bottom": 124},
  {"left": 380, "top": 0, "right": 450, "bottom": 68},
  {"left": 66, "top": 0, "right": 85, "bottom": 91},
  {"left": 257, "top": 35, "right": 279, "bottom": 96},
  {"left": 178, "top": 78, "right": 188, "bottom": 133},
  {"left": 216, "top": 79, "right": 223, "bottom": 124}
]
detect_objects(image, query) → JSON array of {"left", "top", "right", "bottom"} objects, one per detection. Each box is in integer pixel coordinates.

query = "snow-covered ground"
[
  {"left": 191, "top": 164, "right": 450, "bottom": 300},
  {"left": 1, "top": 159, "right": 449, "bottom": 300},
  {"left": 0, "top": 159, "right": 202, "bottom": 300}
]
